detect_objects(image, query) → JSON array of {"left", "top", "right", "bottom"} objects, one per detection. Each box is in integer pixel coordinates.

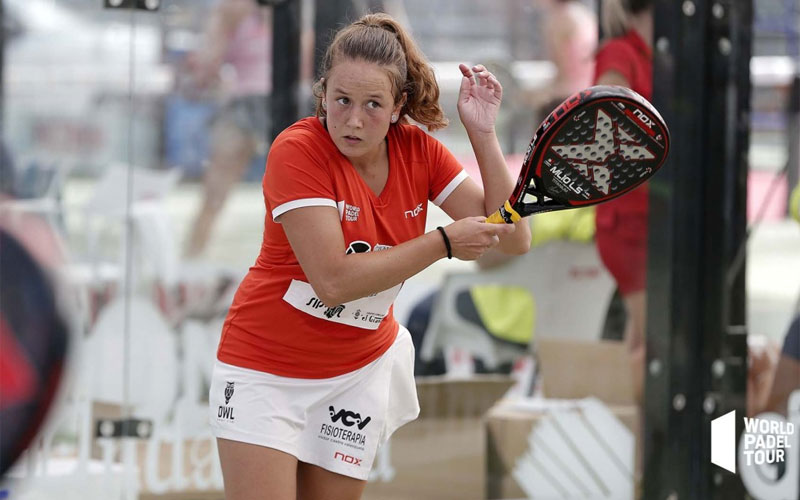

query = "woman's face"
[{"left": 323, "top": 58, "right": 403, "bottom": 164}]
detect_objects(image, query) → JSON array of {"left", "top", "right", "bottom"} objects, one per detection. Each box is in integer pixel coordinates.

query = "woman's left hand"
[{"left": 457, "top": 63, "right": 502, "bottom": 135}]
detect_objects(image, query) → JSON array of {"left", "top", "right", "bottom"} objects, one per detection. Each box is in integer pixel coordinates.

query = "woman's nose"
[{"left": 346, "top": 109, "right": 364, "bottom": 129}]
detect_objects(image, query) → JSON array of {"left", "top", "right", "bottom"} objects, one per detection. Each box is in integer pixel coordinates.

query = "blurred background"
[{"left": 0, "top": 0, "right": 798, "bottom": 499}]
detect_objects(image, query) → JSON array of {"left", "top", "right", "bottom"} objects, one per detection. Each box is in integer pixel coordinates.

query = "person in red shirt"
[
  {"left": 594, "top": 0, "right": 653, "bottom": 405},
  {"left": 208, "top": 13, "right": 530, "bottom": 500},
  {"left": 593, "top": 0, "right": 653, "bottom": 488}
]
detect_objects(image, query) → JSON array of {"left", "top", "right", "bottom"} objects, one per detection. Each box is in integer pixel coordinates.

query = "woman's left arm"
[{"left": 441, "top": 63, "right": 530, "bottom": 254}]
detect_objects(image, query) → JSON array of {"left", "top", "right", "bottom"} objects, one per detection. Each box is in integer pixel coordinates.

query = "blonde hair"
[
  {"left": 601, "top": 0, "right": 653, "bottom": 39},
  {"left": 313, "top": 13, "right": 448, "bottom": 131},
  {"left": 601, "top": 0, "right": 630, "bottom": 39}
]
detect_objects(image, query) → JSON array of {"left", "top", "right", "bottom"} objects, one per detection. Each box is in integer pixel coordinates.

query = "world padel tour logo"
[{"left": 711, "top": 410, "right": 794, "bottom": 474}]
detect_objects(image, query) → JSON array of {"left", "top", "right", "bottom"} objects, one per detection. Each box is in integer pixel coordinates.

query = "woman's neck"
[
  {"left": 350, "top": 139, "right": 388, "bottom": 173},
  {"left": 629, "top": 10, "right": 653, "bottom": 49}
]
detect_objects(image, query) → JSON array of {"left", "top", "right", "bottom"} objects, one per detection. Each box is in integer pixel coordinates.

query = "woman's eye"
[
  {"left": 336, "top": 97, "right": 349, "bottom": 105},
  {"left": 367, "top": 101, "right": 381, "bottom": 110}
]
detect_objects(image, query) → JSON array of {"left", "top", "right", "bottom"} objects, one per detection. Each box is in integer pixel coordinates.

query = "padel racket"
[{"left": 486, "top": 85, "right": 670, "bottom": 224}]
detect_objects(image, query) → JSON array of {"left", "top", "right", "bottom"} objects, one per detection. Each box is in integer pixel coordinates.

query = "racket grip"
[{"left": 486, "top": 201, "right": 521, "bottom": 224}]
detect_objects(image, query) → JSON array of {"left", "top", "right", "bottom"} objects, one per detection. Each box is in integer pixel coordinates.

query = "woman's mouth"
[{"left": 343, "top": 135, "right": 362, "bottom": 145}]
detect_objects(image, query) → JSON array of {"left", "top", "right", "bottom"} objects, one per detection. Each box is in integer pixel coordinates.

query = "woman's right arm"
[
  {"left": 593, "top": 37, "right": 633, "bottom": 89},
  {"left": 595, "top": 70, "right": 630, "bottom": 88},
  {"left": 279, "top": 207, "right": 514, "bottom": 307}
]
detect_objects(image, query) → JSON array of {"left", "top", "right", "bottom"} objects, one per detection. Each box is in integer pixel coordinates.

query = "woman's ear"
[
  {"left": 318, "top": 78, "right": 327, "bottom": 109},
  {"left": 393, "top": 92, "right": 407, "bottom": 119}
]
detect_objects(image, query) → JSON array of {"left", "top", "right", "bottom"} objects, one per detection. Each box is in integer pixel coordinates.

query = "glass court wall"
[{"left": 0, "top": 1, "right": 797, "bottom": 499}]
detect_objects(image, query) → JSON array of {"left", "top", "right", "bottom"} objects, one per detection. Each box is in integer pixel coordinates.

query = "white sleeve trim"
[
  {"left": 272, "top": 198, "right": 338, "bottom": 221},
  {"left": 432, "top": 170, "right": 469, "bottom": 206}
]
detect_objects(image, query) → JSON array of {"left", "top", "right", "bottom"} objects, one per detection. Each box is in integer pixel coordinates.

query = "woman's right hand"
[{"left": 443, "top": 217, "right": 517, "bottom": 261}]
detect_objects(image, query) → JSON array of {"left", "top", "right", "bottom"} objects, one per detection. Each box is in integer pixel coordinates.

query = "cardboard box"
[
  {"left": 486, "top": 399, "right": 638, "bottom": 499},
  {"left": 363, "top": 375, "right": 515, "bottom": 500},
  {"left": 536, "top": 338, "right": 635, "bottom": 406},
  {"left": 486, "top": 339, "right": 640, "bottom": 500}
]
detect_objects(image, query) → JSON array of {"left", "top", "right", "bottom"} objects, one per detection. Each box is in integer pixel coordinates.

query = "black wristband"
[{"left": 436, "top": 226, "right": 452, "bottom": 259}]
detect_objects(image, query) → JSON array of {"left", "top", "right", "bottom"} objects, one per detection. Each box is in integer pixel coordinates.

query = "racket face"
[
  {"left": 511, "top": 86, "right": 670, "bottom": 216},
  {"left": 0, "top": 230, "right": 69, "bottom": 476}
]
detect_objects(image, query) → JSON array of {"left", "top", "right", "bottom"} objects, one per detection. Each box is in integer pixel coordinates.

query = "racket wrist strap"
[{"left": 436, "top": 226, "right": 452, "bottom": 259}]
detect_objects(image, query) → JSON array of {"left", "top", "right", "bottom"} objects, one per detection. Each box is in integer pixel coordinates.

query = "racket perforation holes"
[{"left": 486, "top": 85, "right": 669, "bottom": 223}]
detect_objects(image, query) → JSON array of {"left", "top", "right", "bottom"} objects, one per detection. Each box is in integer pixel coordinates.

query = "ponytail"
[{"left": 312, "top": 13, "right": 448, "bottom": 131}]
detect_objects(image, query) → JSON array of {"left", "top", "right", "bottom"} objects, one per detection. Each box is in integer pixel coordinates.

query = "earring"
[{"left": 391, "top": 114, "right": 398, "bottom": 123}]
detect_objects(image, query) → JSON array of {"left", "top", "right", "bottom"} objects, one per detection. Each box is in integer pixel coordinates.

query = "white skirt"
[{"left": 208, "top": 325, "right": 419, "bottom": 480}]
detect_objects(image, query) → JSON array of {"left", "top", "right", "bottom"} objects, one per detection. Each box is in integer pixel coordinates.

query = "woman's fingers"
[
  {"left": 446, "top": 217, "right": 515, "bottom": 260},
  {"left": 488, "top": 75, "right": 502, "bottom": 91},
  {"left": 484, "top": 223, "right": 513, "bottom": 253},
  {"left": 459, "top": 64, "right": 502, "bottom": 96},
  {"left": 459, "top": 63, "right": 474, "bottom": 83},
  {"left": 460, "top": 63, "right": 493, "bottom": 85}
]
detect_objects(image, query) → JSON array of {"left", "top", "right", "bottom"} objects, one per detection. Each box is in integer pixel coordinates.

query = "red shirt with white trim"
[{"left": 217, "top": 117, "right": 466, "bottom": 378}]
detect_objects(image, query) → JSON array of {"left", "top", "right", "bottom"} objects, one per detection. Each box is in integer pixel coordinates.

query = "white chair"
[
  {"left": 419, "top": 240, "right": 616, "bottom": 371},
  {"left": 80, "top": 164, "right": 182, "bottom": 285}
]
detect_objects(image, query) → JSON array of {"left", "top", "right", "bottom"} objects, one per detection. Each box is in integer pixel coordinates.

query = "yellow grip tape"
[
  {"left": 486, "top": 211, "right": 506, "bottom": 224},
  {"left": 486, "top": 200, "right": 522, "bottom": 224}
]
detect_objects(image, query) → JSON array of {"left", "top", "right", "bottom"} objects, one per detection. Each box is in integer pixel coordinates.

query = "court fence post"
[{"left": 646, "top": 0, "right": 752, "bottom": 498}]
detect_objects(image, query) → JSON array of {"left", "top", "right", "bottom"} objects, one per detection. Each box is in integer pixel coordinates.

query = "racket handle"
[{"left": 486, "top": 200, "right": 522, "bottom": 224}]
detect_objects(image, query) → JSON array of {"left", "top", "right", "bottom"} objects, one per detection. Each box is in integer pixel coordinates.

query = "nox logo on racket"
[
  {"left": 632, "top": 108, "right": 656, "bottom": 130},
  {"left": 486, "top": 85, "right": 669, "bottom": 224}
]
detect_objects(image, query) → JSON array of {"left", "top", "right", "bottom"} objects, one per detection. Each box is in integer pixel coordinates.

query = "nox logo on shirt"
[
  {"left": 329, "top": 405, "right": 372, "bottom": 430},
  {"left": 404, "top": 203, "right": 424, "bottom": 218}
]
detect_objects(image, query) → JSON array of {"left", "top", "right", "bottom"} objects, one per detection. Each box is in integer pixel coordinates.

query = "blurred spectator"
[
  {"left": 541, "top": 0, "right": 597, "bottom": 100},
  {"left": 755, "top": 181, "right": 800, "bottom": 416},
  {"left": 761, "top": 315, "right": 800, "bottom": 416},
  {"left": 527, "top": 0, "right": 597, "bottom": 121},
  {"left": 408, "top": 208, "right": 596, "bottom": 376},
  {"left": 0, "top": 142, "right": 16, "bottom": 196},
  {"left": 0, "top": 142, "right": 65, "bottom": 270},
  {"left": 183, "top": 0, "right": 272, "bottom": 258},
  {"left": 593, "top": 0, "right": 653, "bottom": 406},
  {"left": 592, "top": 0, "right": 653, "bottom": 483},
  {"left": 747, "top": 336, "right": 781, "bottom": 417}
]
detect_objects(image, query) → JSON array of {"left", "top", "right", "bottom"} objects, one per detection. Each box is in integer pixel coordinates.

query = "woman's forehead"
[{"left": 327, "top": 59, "right": 395, "bottom": 95}]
